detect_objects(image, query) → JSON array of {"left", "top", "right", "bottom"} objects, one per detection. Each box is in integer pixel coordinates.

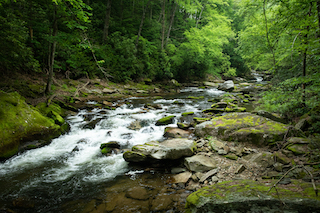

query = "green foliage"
[{"left": 257, "top": 73, "right": 320, "bottom": 118}]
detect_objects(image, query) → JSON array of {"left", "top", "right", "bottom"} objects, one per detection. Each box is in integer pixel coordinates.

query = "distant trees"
[{"left": 0, "top": 0, "right": 250, "bottom": 86}]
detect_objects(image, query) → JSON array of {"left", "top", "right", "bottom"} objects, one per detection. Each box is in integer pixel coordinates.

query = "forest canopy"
[{"left": 0, "top": 0, "right": 319, "bottom": 117}]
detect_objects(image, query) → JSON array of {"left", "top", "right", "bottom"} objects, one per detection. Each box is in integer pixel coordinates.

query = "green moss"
[
  {"left": 186, "top": 179, "right": 320, "bottom": 212},
  {"left": 101, "top": 147, "right": 112, "bottom": 155},
  {"left": 155, "top": 115, "right": 175, "bottom": 126},
  {"left": 187, "top": 96, "right": 204, "bottom": 99},
  {"left": 182, "top": 112, "right": 194, "bottom": 116},
  {"left": 0, "top": 91, "right": 61, "bottom": 159}
]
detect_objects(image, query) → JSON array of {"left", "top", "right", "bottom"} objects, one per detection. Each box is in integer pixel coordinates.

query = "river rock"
[
  {"left": 0, "top": 92, "right": 64, "bottom": 159},
  {"left": 217, "top": 80, "right": 234, "bottom": 92},
  {"left": 123, "top": 138, "right": 196, "bottom": 163},
  {"left": 125, "top": 186, "right": 149, "bottom": 200},
  {"left": 242, "top": 152, "right": 274, "bottom": 168},
  {"left": 164, "top": 127, "right": 190, "bottom": 138},
  {"left": 155, "top": 115, "right": 175, "bottom": 126},
  {"left": 199, "top": 168, "right": 219, "bottom": 183},
  {"left": 172, "top": 171, "right": 192, "bottom": 183},
  {"left": 185, "top": 179, "right": 320, "bottom": 213},
  {"left": 195, "top": 112, "right": 295, "bottom": 146},
  {"left": 184, "top": 154, "right": 221, "bottom": 172},
  {"left": 128, "top": 120, "right": 142, "bottom": 130},
  {"left": 203, "top": 82, "right": 218, "bottom": 87}
]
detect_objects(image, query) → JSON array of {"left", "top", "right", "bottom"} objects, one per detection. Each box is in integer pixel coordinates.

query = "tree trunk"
[
  {"left": 302, "top": 3, "right": 313, "bottom": 105},
  {"left": 161, "top": 0, "right": 166, "bottom": 50},
  {"left": 135, "top": 0, "right": 151, "bottom": 50},
  {"left": 103, "top": 0, "right": 112, "bottom": 42},
  {"left": 165, "top": 2, "right": 177, "bottom": 48},
  {"left": 263, "top": 0, "right": 276, "bottom": 74},
  {"left": 317, "top": 1, "right": 320, "bottom": 39},
  {"left": 196, "top": 1, "right": 206, "bottom": 28},
  {"left": 45, "top": 5, "right": 58, "bottom": 95}
]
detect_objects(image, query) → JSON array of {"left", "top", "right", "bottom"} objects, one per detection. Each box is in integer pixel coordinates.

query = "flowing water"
[
  {"left": 0, "top": 87, "right": 227, "bottom": 212},
  {"left": 0, "top": 74, "right": 265, "bottom": 212}
]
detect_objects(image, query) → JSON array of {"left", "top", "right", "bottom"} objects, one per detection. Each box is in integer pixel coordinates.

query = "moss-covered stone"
[
  {"left": 155, "top": 115, "right": 175, "bottom": 126},
  {"left": 195, "top": 112, "right": 294, "bottom": 146},
  {"left": 182, "top": 112, "right": 194, "bottom": 116},
  {"left": 185, "top": 179, "right": 320, "bottom": 213},
  {"left": 0, "top": 91, "right": 62, "bottom": 159}
]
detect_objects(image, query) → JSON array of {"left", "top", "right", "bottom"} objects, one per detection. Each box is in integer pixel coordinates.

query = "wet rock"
[
  {"left": 177, "top": 122, "right": 191, "bottom": 130},
  {"left": 125, "top": 186, "right": 149, "bottom": 200},
  {"left": 102, "top": 101, "right": 113, "bottom": 106},
  {"left": 164, "top": 127, "right": 191, "bottom": 138},
  {"left": 172, "top": 171, "right": 192, "bottom": 183},
  {"left": 217, "top": 80, "right": 234, "bottom": 92},
  {"left": 141, "top": 126, "right": 154, "bottom": 133},
  {"left": 184, "top": 154, "right": 221, "bottom": 172},
  {"left": 211, "top": 102, "right": 228, "bottom": 109},
  {"left": 151, "top": 194, "right": 175, "bottom": 211},
  {"left": 128, "top": 120, "right": 143, "bottom": 130},
  {"left": 12, "top": 197, "right": 35, "bottom": 209},
  {"left": 211, "top": 176, "right": 219, "bottom": 183},
  {"left": 144, "top": 103, "right": 162, "bottom": 110},
  {"left": 123, "top": 138, "right": 196, "bottom": 163},
  {"left": 155, "top": 115, "right": 175, "bottom": 126},
  {"left": 171, "top": 167, "right": 187, "bottom": 174},
  {"left": 120, "top": 133, "right": 133, "bottom": 140},
  {"left": 185, "top": 179, "right": 320, "bottom": 213},
  {"left": 100, "top": 141, "right": 121, "bottom": 156},
  {"left": 83, "top": 118, "right": 102, "bottom": 129}
]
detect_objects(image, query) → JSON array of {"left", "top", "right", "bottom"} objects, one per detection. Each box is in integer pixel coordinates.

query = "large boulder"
[
  {"left": 217, "top": 80, "right": 234, "bottom": 92},
  {"left": 185, "top": 179, "right": 320, "bottom": 213},
  {"left": 0, "top": 92, "right": 65, "bottom": 159},
  {"left": 195, "top": 112, "right": 296, "bottom": 146},
  {"left": 123, "top": 138, "right": 196, "bottom": 163}
]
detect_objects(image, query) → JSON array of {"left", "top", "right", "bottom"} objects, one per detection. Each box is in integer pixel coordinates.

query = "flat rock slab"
[
  {"left": 186, "top": 179, "right": 320, "bottom": 213},
  {"left": 195, "top": 112, "right": 297, "bottom": 146},
  {"left": 123, "top": 138, "right": 196, "bottom": 163}
]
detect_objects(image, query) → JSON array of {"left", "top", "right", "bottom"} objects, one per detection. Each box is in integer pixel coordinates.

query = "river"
[{"left": 0, "top": 86, "right": 232, "bottom": 212}]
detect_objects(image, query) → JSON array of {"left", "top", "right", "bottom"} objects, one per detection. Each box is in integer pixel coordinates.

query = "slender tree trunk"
[
  {"left": 161, "top": 0, "right": 166, "bottom": 50},
  {"left": 165, "top": 2, "right": 177, "bottom": 48},
  {"left": 135, "top": 0, "right": 151, "bottom": 50},
  {"left": 263, "top": 0, "right": 276, "bottom": 74},
  {"left": 317, "top": 1, "right": 320, "bottom": 39},
  {"left": 196, "top": 1, "right": 206, "bottom": 28},
  {"left": 45, "top": 5, "right": 58, "bottom": 95},
  {"left": 302, "top": 3, "right": 313, "bottom": 105},
  {"left": 103, "top": 0, "right": 112, "bottom": 42}
]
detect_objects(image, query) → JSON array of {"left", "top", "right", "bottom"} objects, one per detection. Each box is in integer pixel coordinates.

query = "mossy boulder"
[
  {"left": 185, "top": 179, "right": 320, "bottom": 213},
  {"left": 155, "top": 115, "right": 175, "bottom": 126},
  {"left": 195, "top": 112, "right": 295, "bottom": 146},
  {"left": 0, "top": 91, "right": 63, "bottom": 159}
]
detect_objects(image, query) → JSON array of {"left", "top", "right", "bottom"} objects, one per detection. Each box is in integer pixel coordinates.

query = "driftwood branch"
[{"left": 268, "top": 165, "right": 318, "bottom": 196}]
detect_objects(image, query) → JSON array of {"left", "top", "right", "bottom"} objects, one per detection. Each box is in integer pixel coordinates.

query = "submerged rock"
[
  {"left": 123, "top": 138, "right": 196, "bottom": 163},
  {"left": 185, "top": 179, "right": 320, "bottom": 213}
]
